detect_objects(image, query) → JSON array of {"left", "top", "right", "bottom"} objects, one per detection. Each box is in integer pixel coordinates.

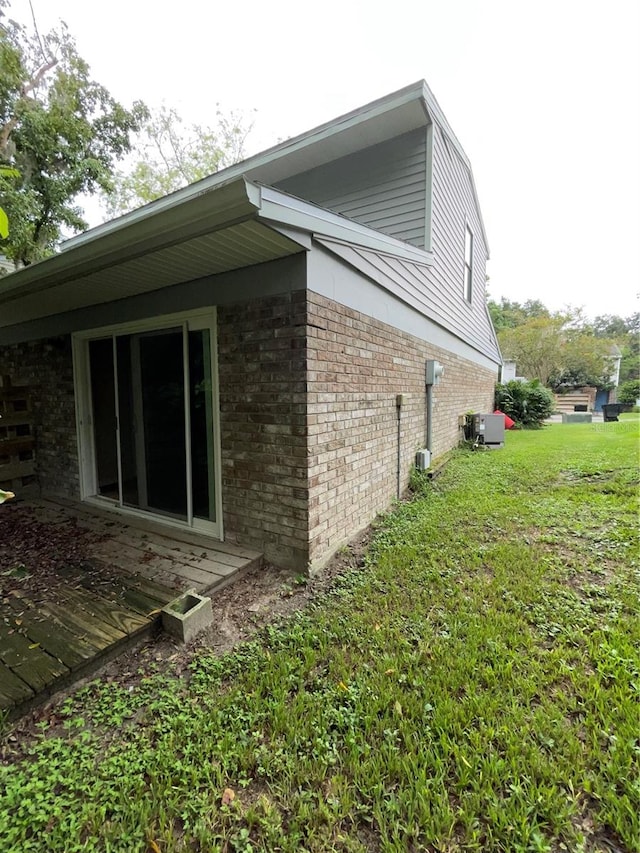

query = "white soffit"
[{"left": 0, "top": 220, "right": 304, "bottom": 328}]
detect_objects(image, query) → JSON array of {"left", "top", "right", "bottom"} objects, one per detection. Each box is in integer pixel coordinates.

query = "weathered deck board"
[
  {"left": 74, "top": 573, "right": 171, "bottom": 618},
  {"left": 73, "top": 514, "right": 245, "bottom": 577},
  {"left": 0, "top": 497, "right": 262, "bottom": 717},
  {"left": 117, "top": 573, "right": 180, "bottom": 604},
  {"left": 90, "top": 539, "right": 184, "bottom": 579},
  {"left": 0, "top": 661, "right": 33, "bottom": 707},
  {"left": 5, "top": 601, "right": 97, "bottom": 670},
  {"left": 46, "top": 496, "right": 263, "bottom": 561},
  {"left": 39, "top": 601, "right": 126, "bottom": 648},
  {"left": 149, "top": 560, "right": 226, "bottom": 589},
  {"left": 0, "top": 624, "right": 69, "bottom": 691},
  {"left": 58, "top": 588, "right": 150, "bottom": 636}
]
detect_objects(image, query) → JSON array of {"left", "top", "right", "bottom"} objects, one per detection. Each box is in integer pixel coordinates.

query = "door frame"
[{"left": 72, "top": 307, "right": 223, "bottom": 540}]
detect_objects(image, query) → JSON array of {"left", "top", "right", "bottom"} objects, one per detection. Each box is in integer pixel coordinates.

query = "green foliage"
[
  {"left": 0, "top": 162, "right": 18, "bottom": 237},
  {"left": 591, "top": 312, "right": 639, "bottom": 339},
  {"left": 619, "top": 340, "right": 640, "bottom": 384},
  {"left": 0, "top": 422, "right": 638, "bottom": 851},
  {"left": 490, "top": 300, "right": 634, "bottom": 392},
  {"left": 618, "top": 379, "right": 640, "bottom": 406},
  {"left": 2, "top": 423, "right": 638, "bottom": 851},
  {"left": 495, "top": 379, "right": 554, "bottom": 426},
  {"left": 498, "top": 311, "right": 617, "bottom": 389},
  {"left": 104, "top": 104, "right": 253, "bottom": 216},
  {"left": 487, "top": 296, "right": 550, "bottom": 332},
  {"left": 548, "top": 330, "right": 616, "bottom": 391},
  {"left": 591, "top": 313, "right": 638, "bottom": 386},
  {"left": 0, "top": 1, "right": 146, "bottom": 266}
]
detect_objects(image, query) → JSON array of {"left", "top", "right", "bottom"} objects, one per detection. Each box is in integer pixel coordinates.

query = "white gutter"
[
  {"left": 0, "top": 177, "right": 259, "bottom": 302},
  {"left": 255, "top": 185, "right": 435, "bottom": 266}
]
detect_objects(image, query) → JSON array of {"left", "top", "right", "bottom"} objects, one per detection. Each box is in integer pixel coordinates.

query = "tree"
[
  {"left": 498, "top": 314, "right": 567, "bottom": 385},
  {"left": 104, "top": 105, "right": 253, "bottom": 217},
  {"left": 591, "top": 312, "right": 639, "bottom": 384},
  {"left": 487, "top": 297, "right": 549, "bottom": 332},
  {"left": 591, "top": 312, "right": 638, "bottom": 339},
  {"left": 617, "top": 380, "right": 640, "bottom": 406},
  {"left": 0, "top": 1, "right": 146, "bottom": 266},
  {"left": 548, "top": 330, "right": 616, "bottom": 391},
  {"left": 498, "top": 310, "right": 615, "bottom": 389}
]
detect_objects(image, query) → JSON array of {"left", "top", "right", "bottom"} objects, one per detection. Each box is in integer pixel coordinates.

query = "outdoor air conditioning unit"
[{"left": 472, "top": 414, "right": 505, "bottom": 449}]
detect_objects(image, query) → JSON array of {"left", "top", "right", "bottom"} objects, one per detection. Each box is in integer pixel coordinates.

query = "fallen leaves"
[
  {"left": 0, "top": 506, "right": 105, "bottom": 606},
  {"left": 221, "top": 787, "right": 235, "bottom": 806}
]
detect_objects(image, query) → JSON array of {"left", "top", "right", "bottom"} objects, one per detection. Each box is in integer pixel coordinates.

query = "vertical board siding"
[{"left": 275, "top": 129, "right": 428, "bottom": 248}]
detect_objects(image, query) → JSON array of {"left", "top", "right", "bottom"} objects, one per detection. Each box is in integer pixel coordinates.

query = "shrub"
[
  {"left": 494, "top": 380, "right": 554, "bottom": 427},
  {"left": 617, "top": 380, "right": 640, "bottom": 406}
]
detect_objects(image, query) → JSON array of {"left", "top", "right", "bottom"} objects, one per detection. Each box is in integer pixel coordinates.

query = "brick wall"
[
  {"left": 0, "top": 292, "right": 498, "bottom": 574},
  {"left": 0, "top": 336, "right": 79, "bottom": 498},
  {"left": 306, "top": 291, "right": 497, "bottom": 569},
  {"left": 217, "top": 292, "right": 310, "bottom": 570}
]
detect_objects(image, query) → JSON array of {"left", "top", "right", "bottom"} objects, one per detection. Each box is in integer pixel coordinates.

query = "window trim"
[
  {"left": 463, "top": 222, "right": 473, "bottom": 303},
  {"left": 72, "top": 308, "right": 223, "bottom": 540}
]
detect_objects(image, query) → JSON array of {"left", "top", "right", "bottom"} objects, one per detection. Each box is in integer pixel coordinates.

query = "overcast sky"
[{"left": 12, "top": 0, "right": 640, "bottom": 320}]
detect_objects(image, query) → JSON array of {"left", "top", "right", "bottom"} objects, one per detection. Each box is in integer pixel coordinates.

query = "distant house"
[
  {"left": 500, "top": 361, "right": 527, "bottom": 383},
  {"left": 0, "top": 81, "right": 501, "bottom": 573},
  {"left": 595, "top": 344, "right": 623, "bottom": 410}
]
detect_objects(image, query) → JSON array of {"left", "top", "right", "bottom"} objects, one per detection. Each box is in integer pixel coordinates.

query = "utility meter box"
[
  {"left": 425, "top": 360, "right": 444, "bottom": 385},
  {"left": 415, "top": 449, "right": 431, "bottom": 470},
  {"left": 473, "top": 413, "right": 505, "bottom": 449}
]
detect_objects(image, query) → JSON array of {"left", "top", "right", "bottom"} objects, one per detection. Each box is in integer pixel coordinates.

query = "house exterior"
[{"left": 0, "top": 81, "right": 501, "bottom": 573}]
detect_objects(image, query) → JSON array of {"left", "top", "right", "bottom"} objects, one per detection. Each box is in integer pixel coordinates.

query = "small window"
[{"left": 463, "top": 224, "right": 473, "bottom": 303}]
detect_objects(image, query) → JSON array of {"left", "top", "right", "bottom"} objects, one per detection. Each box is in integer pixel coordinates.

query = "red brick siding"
[
  {"left": 306, "top": 292, "right": 496, "bottom": 568},
  {"left": 0, "top": 336, "right": 79, "bottom": 499},
  {"left": 217, "top": 292, "right": 310, "bottom": 569},
  {"left": 0, "top": 291, "right": 497, "bottom": 574}
]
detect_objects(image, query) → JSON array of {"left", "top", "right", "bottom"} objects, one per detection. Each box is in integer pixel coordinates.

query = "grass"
[{"left": 0, "top": 418, "right": 638, "bottom": 852}]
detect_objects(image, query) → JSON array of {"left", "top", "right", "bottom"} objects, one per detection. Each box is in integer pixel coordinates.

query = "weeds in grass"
[{"left": 0, "top": 422, "right": 638, "bottom": 851}]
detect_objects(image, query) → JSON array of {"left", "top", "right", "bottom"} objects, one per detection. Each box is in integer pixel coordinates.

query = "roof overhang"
[
  {"left": 0, "top": 180, "right": 305, "bottom": 329},
  {"left": 61, "top": 81, "right": 432, "bottom": 253},
  {"left": 0, "top": 179, "right": 435, "bottom": 332},
  {"left": 0, "top": 79, "right": 485, "bottom": 333}
]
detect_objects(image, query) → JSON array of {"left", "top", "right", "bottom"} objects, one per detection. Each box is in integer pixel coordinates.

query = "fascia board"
[{"left": 255, "top": 185, "right": 434, "bottom": 266}]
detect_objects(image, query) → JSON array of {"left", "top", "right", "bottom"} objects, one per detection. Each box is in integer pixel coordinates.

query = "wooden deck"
[{"left": 0, "top": 497, "right": 262, "bottom": 717}]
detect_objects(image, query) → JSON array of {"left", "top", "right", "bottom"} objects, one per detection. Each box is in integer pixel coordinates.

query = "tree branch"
[{"left": 28, "top": 0, "right": 48, "bottom": 66}]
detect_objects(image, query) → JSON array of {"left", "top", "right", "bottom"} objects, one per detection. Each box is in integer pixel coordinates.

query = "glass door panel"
[
  {"left": 88, "top": 338, "right": 118, "bottom": 499},
  {"left": 84, "top": 314, "right": 218, "bottom": 535},
  {"left": 189, "top": 329, "right": 216, "bottom": 522},
  {"left": 115, "top": 335, "right": 139, "bottom": 508},
  {"left": 117, "top": 327, "right": 188, "bottom": 520}
]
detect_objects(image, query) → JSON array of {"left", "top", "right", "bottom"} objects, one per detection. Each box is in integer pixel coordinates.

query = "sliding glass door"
[{"left": 77, "top": 311, "right": 220, "bottom": 536}]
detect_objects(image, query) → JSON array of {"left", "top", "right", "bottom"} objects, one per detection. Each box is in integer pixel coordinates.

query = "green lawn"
[{"left": 1, "top": 419, "right": 638, "bottom": 852}]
